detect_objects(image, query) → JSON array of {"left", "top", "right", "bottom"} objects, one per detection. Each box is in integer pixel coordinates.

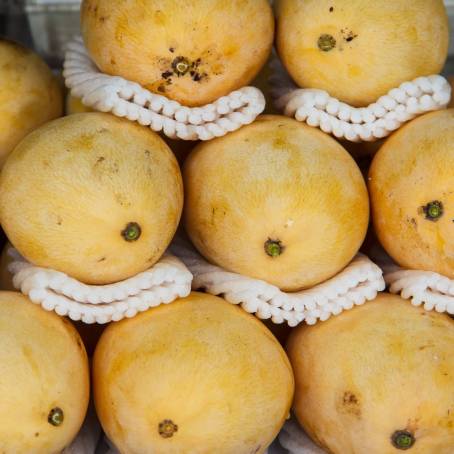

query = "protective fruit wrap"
[{"left": 63, "top": 38, "right": 266, "bottom": 141}]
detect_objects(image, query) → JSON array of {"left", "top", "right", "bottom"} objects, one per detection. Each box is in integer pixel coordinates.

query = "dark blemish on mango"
[
  {"left": 418, "top": 343, "right": 434, "bottom": 350},
  {"left": 110, "top": 57, "right": 116, "bottom": 65},
  {"left": 158, "top": 84, "right": 166, "bottom": 93},
  {"left": 158, "top": 419, "right": 178, "bottom": 438},
  {"left": 329, "top": 6, "right": 334, "bottom": 12},
  {"left": 160, "top": 56, "right": 208, "bottom": 84},
  {"left": 343, "top": 392, "right": 359, "bottom": 405},
  {"left": 341, "top": 29, "right": 358, "bottom": 43},
  {"left": 341, "top": 391, "right": 361, "bottom": 417},
  {"left": 318, "top": 34, "right": 336, "bottom": 51},
  {"left": 169, "top": 47, "right": 175, "bottom": 53},
  {"left": 35, "top": 432, "right": 39, "bottom": 437},
  {"left": 98, "top": 257, "right": 106, "bottom": 262},
  {"left": 193, "top": 73, "right": 206, "bottom": 82},
  {"left": 273, "top": 137, "right": 287, "bottom": 148}
]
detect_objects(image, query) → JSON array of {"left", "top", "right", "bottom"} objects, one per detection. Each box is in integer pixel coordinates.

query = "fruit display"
[
  {"left": 0, "top": 0, "right": 453, "bottom": 452},
  {"left": 93, "top": 292, "right": 294, "bottom": 453},
  {"left": 369, "top": 109, "right": 454, "bottom": 277},
  {"left": 287, "top": 293, "right": 454, "bottom": 454},
  {"left": 0, "top": 39, "right": 63, "bottom": 165},
  {"left": 275, "top": 0, "right": 449, "bottom": 106},
  {"left": 0, "top": 112, "right": 183, "bottom": 284},
  {"left": 0, "top": 292, "right": 89, "bottom": 453},
  {"left": 81, "top": 0, "right": 274, "bottom": 106},
  {"left": 183, "top": 115, "right": 369, "bottom": 291}
]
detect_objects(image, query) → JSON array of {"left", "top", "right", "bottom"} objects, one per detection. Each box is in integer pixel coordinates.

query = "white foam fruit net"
[
  {"left": 270, "top": 59, "right": 451, "bottom": 143},
  {"left": 6, "top": 246, "right": 192, "bottom": 324},
  {"left": 171, "top": 238, "right": 385, "bottom": 327},
  {"left": 63, "top": 37, "right": 266, "bottom": 141}
]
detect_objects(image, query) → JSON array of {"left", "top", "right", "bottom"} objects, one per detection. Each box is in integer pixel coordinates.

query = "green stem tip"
[
  {"left": 318, "top": 34, "right": 336, "bottom": 51},
  {"left": 172, "top": 56, "right": 190, "bottom": 76},
  {"left": 48, "top": 407, "right": 64, "bottom": 427},
  {"left": 121, "top": 222, "right": 142, "bottom": 242},
  {"left": 391, "top": 430, "right": 415, "bottom": 450},
  {"left": 265, "top": 239, "right": 284, "bottom": 258},
  {"left": 422, "top": 200, "right": 443, "bottom": 222}
]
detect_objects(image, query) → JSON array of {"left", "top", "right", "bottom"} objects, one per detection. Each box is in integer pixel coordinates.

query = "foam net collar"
[
  {"left": 7, "top": 246, "right": 193, "bottom": 324},
  {"left": 270, "top": 59, "right": 451, "bottom": 143},
  {"left": 63, "top": 37, "right": 266, "bottom": 141},
  {"left": 384, "top": 265, "right": 454, "bottom": 315},
  {"left": 171, "top": 239, "right": 385, "bottom": 327}
]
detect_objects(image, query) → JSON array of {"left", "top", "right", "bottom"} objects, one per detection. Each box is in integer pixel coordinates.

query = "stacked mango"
[{"left": 0, "top": 1, "right": 452, "bottom": 453}]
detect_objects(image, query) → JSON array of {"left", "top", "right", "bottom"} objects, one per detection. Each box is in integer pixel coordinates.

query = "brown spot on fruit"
[
  {"left": 158, "top": 419, "right": 178, "bottom": 438},
  {"left": 339, "top": 391, "right": 361, "bottom": 417},
  {"left": 341, "top": 29, "right": 358, "bottom": 43},
  {"left": 329, "top": 7, "right": 334, "bottom": 12},
  {"left": 318, "top": 34, "right": 336, "bottom": 51}
]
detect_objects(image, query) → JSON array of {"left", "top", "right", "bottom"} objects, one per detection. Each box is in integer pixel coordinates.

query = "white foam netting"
[
  {"left": 6, "top": 245, "right": 192, "bottom": 324},
  {"left": 171, "top": 238, "right": 385, "bottom": 327},
  {"left": 63, "top": 37, "right": 266, "bottom": 141},
  {"left": 270, "top": 59, "right": 451, "bottom": 143}
]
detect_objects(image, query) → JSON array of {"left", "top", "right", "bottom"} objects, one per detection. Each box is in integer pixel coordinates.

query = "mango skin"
[
  {"left": 93, "top": 292, "right": 294, "bottom": 454},
  {"left": 287, "top": 293, "right": 454, "bottom": 454},
  {"left": 183, "top": 115, "right": 369, "bottom": 291},
  {"left": 369, "top": 109, "right": 454, "bottom": 278},
  {"left": 275, "top": 0, "right": 449, "bottom": 107},
  {"left": 81, "top": 0, "right": 274, "bottom": 106},
  {"left": 65, "top": 93, "right": 93, "bottom": 115},
  {"left": 0, "top": 292, "right": 89, "bottom": 454},
  {"left": 0, "top": 39, "right": 63, "bottom": 165},
  {"left": 0, "top": 113, "right": 183, "bottom": 284}
]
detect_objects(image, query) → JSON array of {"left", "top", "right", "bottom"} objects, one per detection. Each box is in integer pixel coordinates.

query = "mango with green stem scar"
[
  {"left": 369, "top": 109, "right": 454, "bottom": 278},
  {"left": 81, "top": 0, "right": 274, "bottom": 107},
  {"left": 275, "top": 0, "right": 449, "bottom": 106},
  {"left": 0, "top": 113, "right": 183, "bottom": 285},
  {"left": 183, "top": 115, "right": 369, "bottom": 291}
]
